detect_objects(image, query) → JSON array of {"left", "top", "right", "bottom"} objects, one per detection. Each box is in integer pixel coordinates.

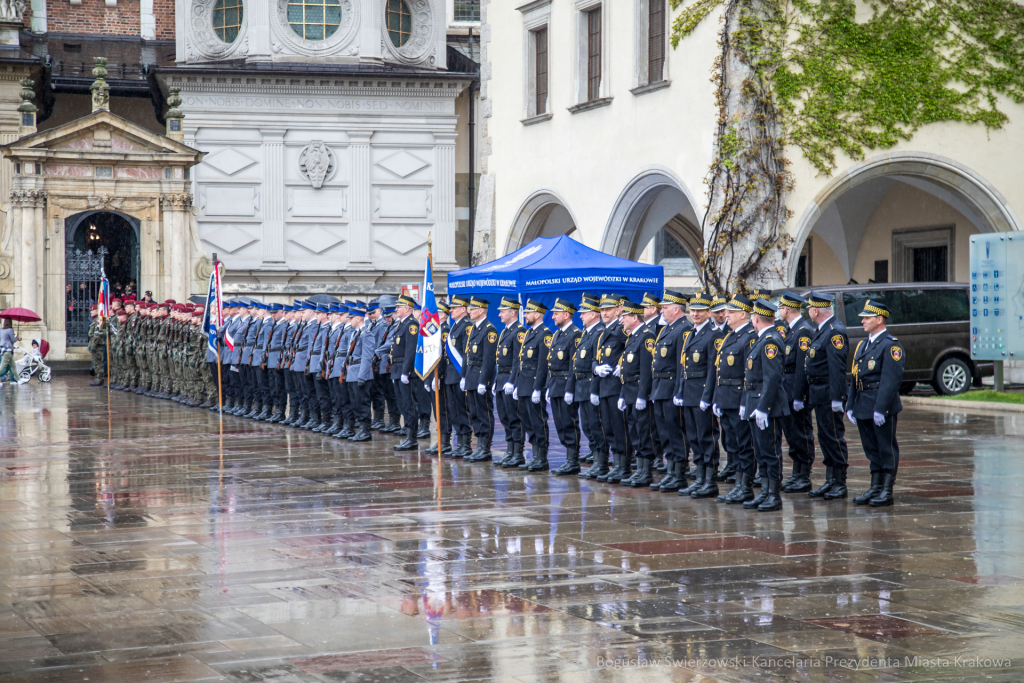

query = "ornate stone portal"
[{"left": 1, "top": 110, "right": 204, "bottom": 359}]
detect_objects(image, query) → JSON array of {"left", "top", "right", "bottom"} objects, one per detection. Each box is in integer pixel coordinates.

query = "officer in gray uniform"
[
  {"left": 329, "top": 303, "right": 355, "bottom": 438},
  {"left": 319, "top": 303, "right": 347, "bottom": 435},
  {"left": 239, "top": 301, "right": 260, "bottom": 417},
  {"left": 282, "top": 302, "right": 304, "bottom": 425},
  {"left": 344, "top": 303, "right": 375, "bottom": 441},
  {"left": 289, "top": 301, "right": 318, "bottom": 427},
  {"left": 376, "top": 300, "right": 401, "bottom": 432},
  {"left": 250, "top": 302, "right": 275, "bottom": 420},
  {"left": 264, "top": 303, "right": 288, "bottom": 422}
]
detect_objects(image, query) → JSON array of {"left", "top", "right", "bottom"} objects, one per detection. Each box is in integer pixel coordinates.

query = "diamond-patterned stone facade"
[
  {"left": 375, "top": 226, "right": 428, "bottom": 255},
  {"left": 201, "top": 225, "right": 259, "bottom": 254},
  {"left": 289, "top": 226, "right": 346, "bottom": 255},
  {"left": 376, "top": 150, "right": 430, "bottom": 179},
  {"left": 204, "top": 148, "right": 258, "bottom": 177}
]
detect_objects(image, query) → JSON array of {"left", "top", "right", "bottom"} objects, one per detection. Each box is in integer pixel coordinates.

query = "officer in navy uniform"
[
  {"left": 443, "top": 296, "right": 473, "bottom": 456},
  {"left": 708, "top": 293, "right": 730, "bottom": 482},
  {"left": 674, "top": 292, "right": 726, "bottom": 498},
  {"left": 374, "top": 302, "right": 401, "bottom": 433},
  {"left": 425, "top": 301, "right": 451, "bottom": 456},
  {"left": 571, "top": 294, "right": 608, "bottom": 479},
  {"left": 593, "top": 295, "right": 629, "bottom": 483},
  {"left": 512, "top": 299, "right": 552, "bottom": 471},
  {"left": 711, "top": 295, "right": 758, "bottom": 503},
  {"left": 410, "top": 301, "right": 433, "bottom": 438},
  {"left": 847, "top": 300, "right": 905, "bottom": 507},
  {"left": 364, "top": 300, "right": 385, "bottom": 429},
  {"left": 459, "top": 296, "right": 498, "bottom": 462},
  {"left": 548, "top": 299, "right": 584, "bottom": 475},
  {"left": 391, "top": 294, "right": 421, "bottom": 451},
  {"left": 617, "top": 299, "right": 657, "bottom": 487},
  {"left": 798, "top": 291, "right": 850, "bottom": 500},
  {"left": 649, "top": 290, "right": 692, "bottom": 492},
  {"left": 344, "top": 303, "right": 374, "bottom": 442},
  {"left": 495, "top": 297, "right": 526, "bottom": 468},
  {"left": 777, "top": 291, "right": 816, "bottom": 492},
  {"left": 640, "top": 293, "right": 667, "bottom": 473},
  {"left": 741, "top": 298, "right": 790, "bottom": 511}
]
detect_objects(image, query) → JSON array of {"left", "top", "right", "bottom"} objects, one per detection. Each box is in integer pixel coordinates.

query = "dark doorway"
[
  {"left": 66, "top": 211, "right": 140, "bottom": 299},
  {"left": 912, "top": 245, "right": 948, "bottom": 282}
]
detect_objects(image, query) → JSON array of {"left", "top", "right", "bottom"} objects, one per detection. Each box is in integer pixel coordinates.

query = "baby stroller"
[{"left": 13, "top": 340, "right": 51, "bottom": 384}]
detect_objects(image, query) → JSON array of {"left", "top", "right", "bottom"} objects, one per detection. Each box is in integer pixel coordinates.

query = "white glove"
[
  {"left": 699, "top": 400, "right": 709, "bottom": 411},
  {"left": 513, "top": 387, "right": 519, "bottom": 400},
  {"left": 793, "top": 399, "right": 804, "bottom": 411},
  {"left": 460, "top": 378, "right": 466, "bottom": 391},
  {"left": 739, "top": 405, "right": 746, "bottom": 420},
  {"left": 754, "top": 409, "right": 768, "bottom": 430},
  {"left": 564, "top": 392, "right": 573, "bottom": 404},
  {"left": 433, "top": 377, "right": 438, "bottom": 391},
  {"left": 492, "top": 384, "right": 496, "bottom": 396},
  {"left": 635, "top": 398, "right": 647, "bottom": 411},
  {"left": 503, "top": 382, "right": 514, "bottom": 395},
  {"left": 401, "top": 374, "right": 409, "bottom": 385},
  {"left": 873, "top": 411, "right": 885, "bottom": 426},
  {"left": 531, "top": 390, "right": 541, "bottom": 404},
  {"left": 477, "top": 383, "right": 486, "bottom": 395},
  {"left": 590, "top": 393, "right": 600, "bottom": 406},
  {"left": 617, "top": 398, "right": 626, "bottom": 411},
  {"left": 672, "top": 396, "right": 683, "bottom": 407},
  {"left": 594, "top": 364, "right": 612, "bottom": 378},
  {"left": 424, "top": 382, "right": 431, "bottom": 392},
  {"left": 545, "top": 389, "right": 550, "bottom": 403},
  {"left": 831, "top": 400, "right": 843, "bottom": 413},
  {"left": 613, "top": 365, "right": 622, "bottom": 377},
  {"left": 847, "top": 410, "right": 856, "bottom": 425},
  {"left": 712, "top": 403, "right": 722, "bottom": 417}
]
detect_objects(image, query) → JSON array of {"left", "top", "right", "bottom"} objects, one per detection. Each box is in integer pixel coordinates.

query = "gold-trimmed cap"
[
  {"left": 642, "top": 293, "right": 662, "bottom": 308},
  {"left": 468, "top": 296, "right": 489, "bottom": 309},
  {"left": 663, "top": 290, "right": 688, "bottom": 306},
  {"left": 807, "top": 291, "right": 835, "bottom": 308},
  {"left": 553, "top": 298, "right": 576, "bottom": 314},
  {"left": 752, "top": 299, "right": 778, "bottom": 317},
  {"left": 751, "top": 288, "right": 772, "bottom": 301},
  {"left": 726, "top": 294, "right": 753, "bottom": 312},
  {"left": 437, "top": 301, "right": 451, "bottom": 314},
  {"left": 858, "top": 299, "right": 890, "bottom": 318},
  {"left": 450, "top": 295, "right": 470, "bottom": 307},
  {"left": 620, "top": 299, "right": 644, "bottom": 316},
  {"left": 688, "top": 291, "right": 713, "bottom": 310},
  {"left": 525, "top": 299, "right": 548, "bottom": 313},
  {"left": 397, "top": 294, "right": 418, "bottom": 308},
  {"left": 599, "top": 294, "right": 621, "bottom": 308},
  {"left": 710, "top": 293, "right": 729, "bottom": 312},
  {"left": 579, "top": 295, "right": 601, "bottom": 312},
  {"left": 778, "top": 290, "right": 805, "bottom": 309},
  {"left": 498, "top": 296, "right": 521, "bottom": 310}
]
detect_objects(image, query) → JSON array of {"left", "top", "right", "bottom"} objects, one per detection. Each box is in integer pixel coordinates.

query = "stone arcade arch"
[
  {"left": 504, "top": 189, "right": 579, "bottom": 255},
  {"left": 788, "top": 152, "right": 1022, "bottom": 286}
]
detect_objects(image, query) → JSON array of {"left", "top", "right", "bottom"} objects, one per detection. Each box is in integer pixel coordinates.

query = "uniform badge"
[
  {"left": 799, "top": 338, "right": 810, "bottom": 352},
  {"left": 472, "top": 344, "right": 478, "bottom": 353},
  {"left": 410, "top": 324, "right": 418, "bottom": 334},
  {"left": 580, "top": 349, "right": 587, "bottom": 358},
  {"left": 527, "top": 349, "right": 533, "bottom": 358},
  {"left": 488, "top": 331, "right": 497, "bottom": 343},
  {"left": 502, "top": 348, "right": 508, "bottom": 356},
  {"left": 575, "top": 337, "right": 581, "bottom": 346},
  {"left": 808, "top": 348, "right": 815, "bottom": 358},
  {"left": 557, "top": 350, "right": 564, "bottom": 360},
  {"left": 395, "top": 336, "right": 401, "bottom": 345},
  {"left": 727, "top": 355, "right": 734, "bottom": 366},
  {"left": 831, "top": 334, "right": 844, "bottom": 349},
  {"left": 785, "top": 345, "right": 791, "bottom": 355},
  {"left": 692, "top": 352, "right": 700, "bottom": 362},
  {"left": 517, "top": 331, "right": 526, "bottom": 343},
  {"left": 868, "top": 359, "right": 875, "bottom": 371},
  {"left": 606, "top": 346, "right": 612, "bottom": 355},
  {"left": 891, "top": 346, "right": 903, "bottom": 361},
  {"left": 714, "top": 339, "right": 724, "bottom": 351},
  {"left": 748, "top": 359, "right": 753, "bottom": 369},
  {"left": 765, "top": 344, "right": 778, "bottom": 359},
  {"left": 544, "top": 335, "right": 552, "bottom": 348},
  {"left": 442, "top": 331, "right": 448, "bottom": 342},
  {"left": 645, "top": 339, "right": 655, "bottom": 353},
  {"left": 660, "top": 347, "right": 667, "bottom": 357},
  {"left": 776, "top": 325, "right": 787, "bottom": 336},
  {"left": 627, "top": 353, "right": 634, "bottom": 363}
]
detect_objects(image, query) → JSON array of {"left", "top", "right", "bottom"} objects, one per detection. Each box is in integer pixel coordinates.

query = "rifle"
[{"left": 324, "top": 324, "right": 345, "bottom": 380}]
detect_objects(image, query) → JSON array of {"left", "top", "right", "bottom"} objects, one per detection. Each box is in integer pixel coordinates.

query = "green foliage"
[{"left": 671, "top": 0, "right": 1024, "bottom": 175}]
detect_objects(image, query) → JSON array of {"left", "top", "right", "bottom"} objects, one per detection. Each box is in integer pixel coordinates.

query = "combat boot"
[
  {"left": 718, "top": 470, "right": 745, "bottom": 502},
  {"left": 603, "top": 453, "right": 624, "bottom": 483},
  {"left": 743, "top": 476, "right": 771, "bottom": 509},
  {"left": 823, "top": 468, "right": 848, "bottom": 499},
  {"left": 657, "top": 460, "right": 683, "bottom": 492},
  {"left": 580, "top": 448, "right": 609, "bottom": 479},
  {"left": 718, "top": 453, "right": 737, "bottom": 482},
  {"left": 416, "top": 425, "right": 430, "bottom": 439},
  {"left": 503, "top": 442, "right": 526, "bottom": 468},
  {"left": 245, "top": 402, "right": 260, "bottom": 419},
  {"left": 312, "top": 416, "right": 332, "bottom": 433},
  {"left": 472, "top": 438, "right": 493, "bottom": 463},
  {"left": 453, "top": 435, "right": 474, "bottom": 459},
  {"left": 440, "top": 434, "right": 453, "bottom": 457},
  {"left": 679, "top": 467, "right": 705, "bottom": 496},
  {"left": 526, "top": 446, "right": 549, "bottom": 472},
  {"left": 339, "top": 419, "right": 355, "bottom": 438},
  {"left": 691, "top": 466, "right": 720, "bottom": 498},
  {"left": 350, "top": 422, "right": 371, "bottom": 442},
  {"left": 497, "top": 440, "right": 515, "bottom": 466},
  {"left": 255, "top": 403, "right": 271, "bottom": 421},
  {"left": 301, "top": 410, "right": 320, "bottom": 430},
  {"left": 325, "top": 415, "right": 343, "bottom": 435},
  {"left": 370, "top": 418, "right": 384, "bottom": 431},
  {"left": 808, "top": 466, "right": 834, "bottom": 498},
  {"left": 726, "top": 472, "right": 755, "bottom": 504},
  {"left": 780, "top": 461, "right": 800, "bottom": 491},
  {"left": 552, "top": 448, "right": 581, "bottom": 476},
  {"left": 393, "top": 432, "right": 417, "bottom": 451},
  {"left": 758, "top": 479, "right": 782, "bottom": 511},
  {"left": 854, "top": 472, "right": 883, "bottom": 505},
  {"left": 869, "top": 473, "right": 895, "bottom": 507},
  {"left": 630, "top": 458, "right": 653, "bottom": 488}
]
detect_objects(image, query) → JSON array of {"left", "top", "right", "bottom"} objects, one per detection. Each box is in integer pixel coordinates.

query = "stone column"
[
  {"left": 8, "top": 194, "right": 21, "bottom": 307},
  {"left": 33, "top": 192, "right": 45, "bottom": 316},
  {"left": 348, "top": 131, "right": 373, "bottom": 270},
  {"left": 162, "top": 193, "right": 190, "bottom": 302},
  {"left": 260, "top": 129, "right": 287, "bottom": 270},
  {"left": 16, "top": 191, "right": 37, "bottom": 313},
  {"left": 433, "top": 133, "right": 457, "bottom": 268}
]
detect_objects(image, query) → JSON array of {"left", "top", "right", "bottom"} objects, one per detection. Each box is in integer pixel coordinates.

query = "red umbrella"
[{"left": 0, "top": 307, "right": 41, "bottom": 322}]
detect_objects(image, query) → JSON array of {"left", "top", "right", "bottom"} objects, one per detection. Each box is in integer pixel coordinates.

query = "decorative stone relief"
[
  {"left": 376, "top": 150, "right": 430, "bottom": 178},
  {"left": 374, "top": 226, "right": 428, "bottom": 255},
  {"left": 381, "top": 0, "right": 437, "bottom": 65},
  {"left": 288, "top": 226, "right": 346, "bottom": 254},
  {"left": 188, "top": 0, "right": 247, "bottom": 61},
  {"left": 0, "top": 0, "right": 26, "bottom": 23},
  {"left": 270, "top": 0, "right": 358, "bottom": 57},
  {"left": 201, "top": 225, "right": 258, "bottom": 253},
  {"left": 204, "top": 148, "right": 258, "bottom": 177},
  {"left": 298, "top": 141, "right": 335, "bottom": 189}
]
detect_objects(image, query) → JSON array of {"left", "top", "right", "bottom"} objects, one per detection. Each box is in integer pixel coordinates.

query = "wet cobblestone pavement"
[{"left": 1, "top": 377, "right": 1023, "bottom": 682}]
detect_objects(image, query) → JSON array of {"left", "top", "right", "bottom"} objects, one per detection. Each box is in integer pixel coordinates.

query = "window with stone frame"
[
  {"left": 655, "top": 230, "right": 697, "bottom": 276},
  {"left": 586, "top": 7, "right": 602, "bottom": 101},
  {"left": 535, "top": 27, "right": 549, "bottom": 115},
  {"left": 212, "top": 0, "right": 244, "bottom": 43}
]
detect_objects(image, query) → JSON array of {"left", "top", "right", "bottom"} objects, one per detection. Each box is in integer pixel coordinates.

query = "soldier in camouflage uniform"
[{"left": 88, "top": 305, "right": 106, "bottom": 387}]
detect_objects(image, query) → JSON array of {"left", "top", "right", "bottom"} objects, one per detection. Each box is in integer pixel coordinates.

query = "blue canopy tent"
[{"left": 446, "top": 236, "right": 664, "bottom": 328}]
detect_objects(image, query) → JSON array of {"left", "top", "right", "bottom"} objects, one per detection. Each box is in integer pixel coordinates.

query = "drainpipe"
[{"left": 467, "top": 28, "right": 476, "bottom": 266}]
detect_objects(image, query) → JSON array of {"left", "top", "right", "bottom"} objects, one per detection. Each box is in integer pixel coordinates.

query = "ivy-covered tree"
[{"left": 671, "top": 0, "right": 1024, "bottom": 291}]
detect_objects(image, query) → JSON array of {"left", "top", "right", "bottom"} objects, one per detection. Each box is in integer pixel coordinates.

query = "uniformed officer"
[
  {"left": 495, "top": 297, "right": 526, "bottom": 468},
  {"left": 741, "top": 298, "right": 790, "bottom": 511},
  {"left": 239, "top": 301, "right": 261, "bottom": 417},
  {"left": 512, "top": 299, "right": 552, "bottom": 471},
  {"left": 617, "top": 299, "right": 656, "bottom": 487},
  {"left": 364, "top": 300, "right": 386, "bottom": 429},
  {"left": 320, "top": 303, "right": 348, "bottom": 435},
  {"left": 649, "top": 290, "right": 692, "bottom": 492},
  {"left": 282, "top": 302, "right": 306, "bottom": 424},
  {"left": 847, "top": 300, "right": 905, "bottom": 507},
  {"left": 548, "top": 298, "right": 583, "bottom": 475},
  {"left": 344, "top": 303, "right": 375, "bottom": 441},
  {"left": 572, "top": 294, "right": 608, "bottom": 479},
  {"left": 798, "top": 291, "right": 850, "bottom": 500},
  {"left": 640, "top": 293, "right": 666, "bottom": 473},
  {"left": 675, "top": 292, "right": 726, "bottom": 497},
  {"left": 776, "top": 291, "right": 816, "bottom": 492},
  {"left": 262, "top": 304, "right": 287, "bottom": 421},
  {"left": 331, "top": 303, "right": 357, "bottom": 438},
  {"left": 391, "top": 294, "right": 421, "bottom": 451},
  {"left": 88, "top": 305, "right": 106, "bottom": 386},
  {"left": 425, "top": 301, "right": 452, "bottom": 456},
  {"left": 462, "top": 296, "right": 499, "bottom": 462},
  {"left": 593, "top": 295, "right": 629, "bottom": 483},
  {"left": 443, "top": 296, "right": 473, "bottom": 457},
  {"left": 250, "top": 302, "right": 275, "bottom": 420},
  {"left": 708, "top": 293, "right": 731, "bottom": 482},
  {"left": 290, "top": 300, "right": 319, "bottom": 427},
  {"left": 713, "top": 295, "right": 759, "bottom": 503},
  {"left": 374, "top": 301, "right": 401, "bottom": 433}
]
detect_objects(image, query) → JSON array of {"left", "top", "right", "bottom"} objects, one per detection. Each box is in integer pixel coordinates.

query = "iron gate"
[{"left": 65, "top": 247, "right": 107, "bottom": 346}]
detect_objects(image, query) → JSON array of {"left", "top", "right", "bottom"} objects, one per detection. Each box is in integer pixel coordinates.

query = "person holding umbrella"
[{"left": 0, "top": 318, "right": 18, "bottom": 385}]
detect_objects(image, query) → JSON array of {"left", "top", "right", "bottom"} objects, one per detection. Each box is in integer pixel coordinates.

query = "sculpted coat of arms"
[{"left": 299, "top": 141, "right": 334, "bottom": 189}]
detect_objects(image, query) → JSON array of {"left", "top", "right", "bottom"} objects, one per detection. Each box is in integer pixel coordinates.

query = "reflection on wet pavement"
[{"left": 0, "top": 378, "right": 1022, "bottom": 681}]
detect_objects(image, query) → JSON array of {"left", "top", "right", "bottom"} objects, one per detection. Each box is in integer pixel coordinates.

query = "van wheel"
[
  {"left": 899, "top": 381, "right": 916, "bottom": 395},
  {"left": 934, "top": 358, "right": 972, "bottom": 395}
]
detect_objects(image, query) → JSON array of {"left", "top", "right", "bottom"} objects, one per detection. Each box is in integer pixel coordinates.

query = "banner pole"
[
  {"left": 105, "top": 319, "right": 110, "bottom": 391},
  {"left": 216, "top": 341, "right": 224, "bottom": 416}
]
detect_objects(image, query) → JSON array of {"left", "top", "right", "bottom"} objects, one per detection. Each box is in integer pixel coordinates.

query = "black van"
[{"left": 796, "top": 283, "right": 991, "bottom": 395}]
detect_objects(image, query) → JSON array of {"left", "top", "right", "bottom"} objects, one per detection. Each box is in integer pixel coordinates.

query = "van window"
[
  {"left": 897, "top": 288, "right": 968, "bottom": 323},
  {"left": 842, "top": 291, "right": 901, "bottom": 325}
]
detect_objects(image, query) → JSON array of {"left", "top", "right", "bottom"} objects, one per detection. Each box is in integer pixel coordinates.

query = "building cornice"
[{"left": 163, "top": 78, "right": 472, "bottom": 99}]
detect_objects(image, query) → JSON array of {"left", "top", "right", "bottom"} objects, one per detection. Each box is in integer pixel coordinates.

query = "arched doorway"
[
  {"left": 66, "top": 211, "right": 141, "bottom": 296},
  {"left": 505, "top": 190, "right": 578, "bottom": 254},
  {"left": 601, "top": 168, "right": 703, "bottom": 286},
  {"left": 788, "top": 153, "right": 1022, "bottom": 286}
]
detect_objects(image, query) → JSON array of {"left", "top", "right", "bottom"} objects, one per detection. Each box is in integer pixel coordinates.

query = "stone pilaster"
[
  {"left": 260, "top": 129, "right": 287, "bottom": 270},
  {"left": 348, "top": 131, "right": 373, "bottom": 270},
  {"left": 433, "top": 132, "right": 458, "bottom": 269}
]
